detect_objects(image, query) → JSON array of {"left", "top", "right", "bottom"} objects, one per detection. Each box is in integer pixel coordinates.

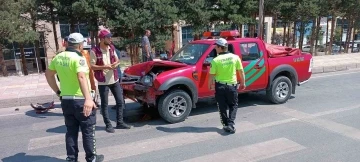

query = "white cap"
[
  {"left": 214, "top": 38, "right": 228, "bottom": 47},
  {"left": 68, "top": 33, "right": 86, "bottom": 44}
]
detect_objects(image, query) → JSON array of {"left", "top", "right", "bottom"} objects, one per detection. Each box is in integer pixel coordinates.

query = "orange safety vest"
[{"left": 81, "top": 50, "right": 96, "bottom": 91}]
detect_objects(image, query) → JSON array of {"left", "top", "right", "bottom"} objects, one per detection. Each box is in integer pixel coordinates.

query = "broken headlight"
[{"left": 140, "top": 75, "right": 153, "bottom": 86}]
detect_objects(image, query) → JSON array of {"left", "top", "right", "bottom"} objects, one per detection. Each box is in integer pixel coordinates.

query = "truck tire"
[
  {"left": 266, "top": 76, "right": 292, "bottom": 104},
  {"left": 158, "top": 90, "right": 192, "bottom": 123}
]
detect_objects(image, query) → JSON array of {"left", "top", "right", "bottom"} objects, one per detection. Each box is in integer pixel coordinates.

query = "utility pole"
[{"left": 258, "top": 0, "right": 264, "bottom": 41}]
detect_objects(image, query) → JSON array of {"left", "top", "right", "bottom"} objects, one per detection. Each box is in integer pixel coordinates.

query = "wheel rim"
[
  {"left": 275, "top": 81, "right": 289, "bottom": 99},
  {"left": 168, "top": 96, "right": 187, "bottom": 118}
]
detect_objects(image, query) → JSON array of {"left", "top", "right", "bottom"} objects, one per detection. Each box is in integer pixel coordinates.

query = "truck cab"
[{"left": 121, "top": 30, "right": 313, "bottom": 123}]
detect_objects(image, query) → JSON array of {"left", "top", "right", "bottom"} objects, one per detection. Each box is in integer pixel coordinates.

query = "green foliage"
[
  {"left": 295, "top": 0, "right": 320, "bottom": 21},
  {"left": 176, "top": 0, "right": 212, "bottom": 33},
  {"left": 334, "top": 27, "right": 342, "bottom": 42},
  {"left": 0, "top": 0, "right": 38, "bottom": 44},
  {"left": 106, "top": 0, "right": 179, "bottom": 50},
  {"left": 3, "top": 0, "right": 360, "bottom": 53}
]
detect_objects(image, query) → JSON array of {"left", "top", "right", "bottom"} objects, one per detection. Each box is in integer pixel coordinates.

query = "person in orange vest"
[{"left": 81, "top": 49, "right": 99, "bottom": 106}]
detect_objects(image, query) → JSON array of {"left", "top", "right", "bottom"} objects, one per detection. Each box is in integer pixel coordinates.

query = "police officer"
[
  {"left": 45, "top": 33, "right": 104, "bottom": 162},
  {"left": 209, "top": 38, "right": 246, "bottom": 134}
]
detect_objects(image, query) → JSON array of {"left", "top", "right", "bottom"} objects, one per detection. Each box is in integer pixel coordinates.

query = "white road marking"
[
  {"left": 264, "top": 105, "right": 360, "bottom": 141},
  {"left": 28, "top": 103, "right": 360, "bottom": 153},
  {"left": 311, "top": 104, "right": 360, "bottom": 117},
  {"left": 53, "top": 122, "right": 260, "bottom": 161},
  {"left": 52, "top": 118, "right": 304, "bottom": 161},
  {"left": 182, "top": 138, "right": 306, "bottom": 162},
  {"left": 27, "top": 110, "right": 236, "bottom": 150}
]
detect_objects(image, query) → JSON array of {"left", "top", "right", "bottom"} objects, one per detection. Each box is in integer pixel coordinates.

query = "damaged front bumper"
[{"left": 120, "top": 74, "right": 163, "bottom": 106}]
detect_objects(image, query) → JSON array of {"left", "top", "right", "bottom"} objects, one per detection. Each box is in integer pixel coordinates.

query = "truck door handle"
[{"left": 254, "top": 65, "right": 263, "bottom": 69}]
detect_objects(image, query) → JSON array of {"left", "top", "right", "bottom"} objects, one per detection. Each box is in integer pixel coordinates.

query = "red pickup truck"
[{"left": 121, "top": 30, "right": 313, "bottom": 123}]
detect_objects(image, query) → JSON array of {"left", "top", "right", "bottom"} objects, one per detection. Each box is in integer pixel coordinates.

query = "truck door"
[
  {"left": 197, "top": 44, "right": 236, "bottom": 98},
  {"left": 237, "top": 42, "right": 268, "bottom": 91},
  {"left": 198, "top": 46, "right": 217, "bottom": 98}
]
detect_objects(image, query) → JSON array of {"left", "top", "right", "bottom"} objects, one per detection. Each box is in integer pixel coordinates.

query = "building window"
[
  {"left": 79, "top": 24, "right": 89, "bottom": 37},
  {"left": 182, "top": 26, "right": 194, "bottom": 45},
  {"left": 60, "top": 24, "right": 70, "bottom": 38},
  {"left": 59, "top": 23, "right": 89, "bottom": 38}
]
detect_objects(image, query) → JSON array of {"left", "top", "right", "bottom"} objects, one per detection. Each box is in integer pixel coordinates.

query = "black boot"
[
  {"left": 223, "top": 125, "right": 236, "bottom": 134},
  {"left": 105, "top": 125, "right": 115, "bottom": 133},
  {"left": 95, "top": 154, "right": 104, "bottom": 162},
  {"left": 116, "top": 122, "right": 132, "bottom": 129},
  {"left": 86, "top": 154, "right": 104, "bottom": 162},
  {"left": 115, "top": 103, "right": 132, "bottom": 129},
  {"left": 66, "top": 157, "right": 78, "bottom": 162}
]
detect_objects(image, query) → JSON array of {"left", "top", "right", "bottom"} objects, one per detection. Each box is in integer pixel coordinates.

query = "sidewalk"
[
  {"left": 312, "top": 53, "right": 360, "bottom": 73},
  {"left": 0, "top": 53, "right": 359, "bottom": 108}
]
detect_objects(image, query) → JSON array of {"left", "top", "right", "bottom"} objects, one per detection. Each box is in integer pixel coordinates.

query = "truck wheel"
[
  {"left": 158, "top": 90, "right": 192, "bottom": 123},
  {"left": 266, "top": 76, "right": 292, "bottom": 104}
]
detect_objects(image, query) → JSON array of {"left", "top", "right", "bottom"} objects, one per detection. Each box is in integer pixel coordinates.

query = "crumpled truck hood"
[{"left": 123, "top": 60, "right": 187, "bottom": 76}]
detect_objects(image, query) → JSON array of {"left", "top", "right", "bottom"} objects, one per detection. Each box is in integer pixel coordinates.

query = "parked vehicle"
[
  {"left": 302, "top": 45, "right": 325, "bottom": 53},
  {"left": 120, "top": 30, "right": 313, "bottom": 123}
]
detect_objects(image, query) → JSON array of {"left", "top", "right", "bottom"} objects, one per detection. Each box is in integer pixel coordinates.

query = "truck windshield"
[{"left": 170, "top": 43, "right": 210, "bottom": 65}]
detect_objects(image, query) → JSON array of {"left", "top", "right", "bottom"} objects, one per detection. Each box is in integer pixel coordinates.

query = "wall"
[{"left": 36, "top": 20, "right": 62, "bottom": 64}]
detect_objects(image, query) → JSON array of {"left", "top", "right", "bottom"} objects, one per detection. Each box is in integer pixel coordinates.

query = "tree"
[
  {"left": 20, "top": 0, "right": 50, "bottom": 73},
  {"left": 313, "top": 0, "right": 328, "bottom": 56},
  {"left": 13, "top": 3, "right": 39, "bottom": 75},
  {"left": 72, "top": 0, "right": 107, "bottom": 47},
  {"left": 264, "top": 0, "right": 282, "bottom": 44},
  {"left": 340, "top": 0, "right": 359, "bottom": 53},
  {"left": 0, "top": 0, "right": 18, "bottom": 76},
  {"left": 106, "top": 0, "right": 152, "bottom": 64},
  {"left": 294, "top": 0, "right": 320, "bottom": 50},
  {"left": 277, "top": 1, "right": 297, "bottom": 47},
  {"left": 227, "top": 0, "right": 257, "bottom": 37},
  {"left": 38, "top": 0, "right": 63, "bottom": 51},
  {"left": 0, "top": 0, "right": 36, "bottom": 76},
  {"left": 326, "top": 0, "right": 342, "bottom": 54},
  {"left": 52, "top": 0, "right": 81, "bottom": 32},
  {"left": 107, "top": 0, "right": 179, "bottom": 64},
  {"left": 176, "top": 0, "right": 212, "bottom": 38}
]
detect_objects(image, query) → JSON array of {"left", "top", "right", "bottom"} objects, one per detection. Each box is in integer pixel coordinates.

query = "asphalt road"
[{"left": 1, "top": 69, "right": 360, "bottom": 162}]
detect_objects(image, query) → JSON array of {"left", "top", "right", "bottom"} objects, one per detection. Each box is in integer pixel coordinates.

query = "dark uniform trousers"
[
  {"left": 98, "top": 81, "right": 125, "bottom": 126},
  {"left": 215, "top": 82, "right": 238, "bottom": 126},
  {"left": 61, "top": 99, "right": 97, "bottom": 162}
]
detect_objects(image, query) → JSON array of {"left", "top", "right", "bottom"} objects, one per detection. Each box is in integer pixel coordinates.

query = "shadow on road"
[
  {"left": 123, "top": 92, "right": 293, "bottom": 127},
  {"left": 46, "top": 125, "right": 106, "bottom": 134},
  {"left": 25, "top": 110, "right": 63, "bottom": 119},
  {"left": 156, "top": 126, "right": 232, "bottom": 136},
  {"left": 2, "top": 152, "right": 64, "bottom": 162},
  {"left": 40, "top": 92, "right": 295, "bottom": 133},
  {"left": 24, "top": 103, "right": 63, "bottom": 118}
]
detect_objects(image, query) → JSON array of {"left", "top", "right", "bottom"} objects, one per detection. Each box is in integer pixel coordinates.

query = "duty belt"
[
  {"left": 61, "top": 90, "right": 96, "bottom": 100},
  {"left": 215, "top": 81, "right": 238, "bottom": 86}
]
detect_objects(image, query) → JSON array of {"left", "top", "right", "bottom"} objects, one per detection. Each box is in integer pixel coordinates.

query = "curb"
[
  {"left": 0, "top": 95, "right": 60, "bottom": 109},
  {"left": 0, "top": 103, "right": 146, "bottom": 121},
  {"left": 312, "top": 63, "right": 360, "bottom": 74}
]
